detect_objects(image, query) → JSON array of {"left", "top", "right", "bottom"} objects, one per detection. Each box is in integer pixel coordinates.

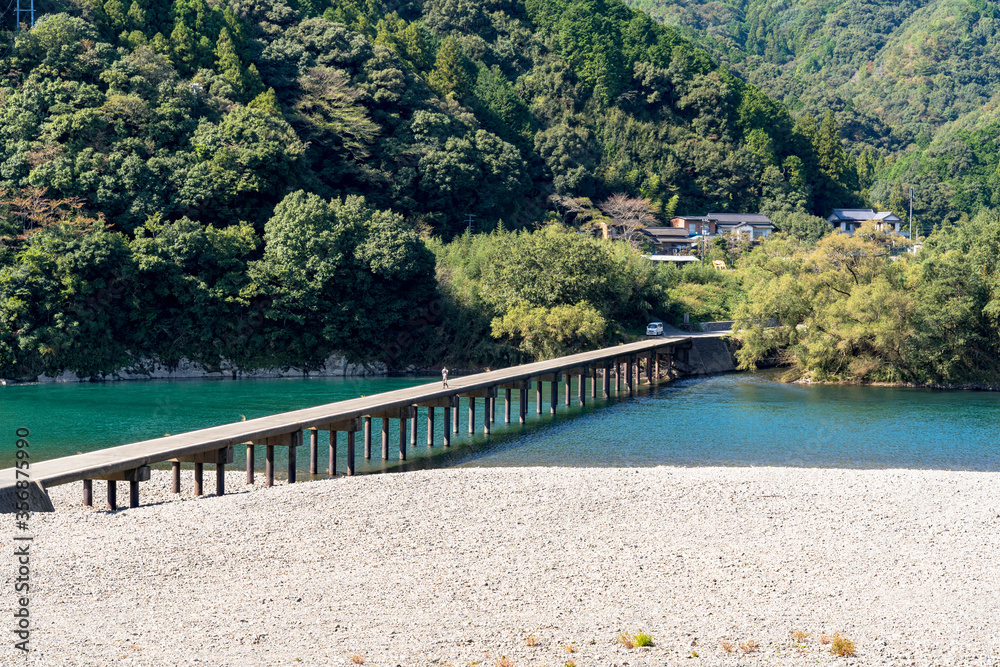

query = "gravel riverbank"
[{"left": 9, "top": 467, "right": 1000, "bottom": 666}]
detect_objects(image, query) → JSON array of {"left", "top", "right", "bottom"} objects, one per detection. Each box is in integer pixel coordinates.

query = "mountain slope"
[
  {"left": 627, "top": 0, "right": 1000, "bottom": 229},
  {"left": 0, "top": 0, "right": 850, "bottom": 237}
]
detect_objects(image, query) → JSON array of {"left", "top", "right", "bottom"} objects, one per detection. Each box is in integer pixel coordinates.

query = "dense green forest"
[
  {"left": 5, "top": 0, "right": 999, "bottom": 383},
  {"left": 3, "top": 0, "right": 848, "bottom": 378},
  {"left": 625, "top": 0, "right": 1000, "bottom": 233}
]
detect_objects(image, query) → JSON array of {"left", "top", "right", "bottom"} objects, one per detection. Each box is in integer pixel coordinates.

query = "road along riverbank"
[{"left": 15, "top": 466, "right": 1000, "bottom": 666}]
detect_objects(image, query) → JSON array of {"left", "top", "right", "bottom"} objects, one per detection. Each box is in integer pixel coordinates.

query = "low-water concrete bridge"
[{"left": 1, "top": 336, "right": 701, "bottom": 512}]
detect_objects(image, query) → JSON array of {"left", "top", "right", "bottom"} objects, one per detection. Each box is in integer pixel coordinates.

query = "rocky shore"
[{"left": 13, "top": 466, "right": 1000, "bottom": 665}]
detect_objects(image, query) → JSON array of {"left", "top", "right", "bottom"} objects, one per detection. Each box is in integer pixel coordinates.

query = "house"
[
  {"left": 669, "top": 213, "right": 775, "bottom": 241},
  {"left": 640, "top": 227, "right": 697, "bottom": 255},
  {"left": 669, "top": 216, "right": 714, "bottom": 236},
  {"left": 707, "top": 213, "right": 775, "bottom": 240},
  {"left": 827, "top": 209, "right": 906, "bottom": 236}
]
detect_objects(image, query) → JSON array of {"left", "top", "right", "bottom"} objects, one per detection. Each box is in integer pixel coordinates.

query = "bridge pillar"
[
  {"left": 484, "top": 397, "right": 491, "bottom": 435},
  {"left": 468, "top": 397, "right": 476, "bottom": 434},
  {"left": 646, "top": 352, "right": 654, "bottom": 384},
  {"left": 590, "top": 366, "right": 597, "bottom": 399},
  {"left": 329, "top": 431, "right": 337, "bottom": 476},
  {"left": 399, "top": 415, "right": 407, "bottom": 461},
  {"left": 173, "top": 460, "right": 182, "bottom": 492},
  {"left": 194, "top": 463, "right": 203, "bottom": 495},
  {"left": 626, "top": 357, "right": 634, "bottom": 394},
  {"left": 245, "top": 446, "right": 253, "bottom": 485},
  {"left": 364, "top": 416, "right": 372, "bottom": 460},
  {"left": 347, "top": 431, "right": 355, "bottom": 475},
  {"left": 382, "top": 418, "right": 390, "bottom": 460},
  {"left": 309, "top": 428, "right": 319, "bottom": 475},
  {"left": 82, "top": 479, "right": 92, "bottom": 506},
  {"left": 565, "top": 375, "right": 571, "bottom": 405},
  {"left": 94, "top": 465, "right": 150, "bottom": 509},
  {"left": 578, "top": 369, "right": 585, "bottom": 406},
  {"left": 410, "top": 408, "right": 418, "bottom": 448},
  {"left": 453, "top": 400, "right": 460, "bottom": 433},
  {"left": 504, "top": 388, "right": 511, "bottom": 423},
  {"left": 216, "top": 461, "right": 225, "bottom": 496},
  {"left": 288, "top": 430, "right": 300, "bottom": 484},
  {"left": 427, "top": 407, "right": 435, "bottom": 446},
  {"left": 603, "top": 363, "right": 611, "bottom": 398},
  {"left": 550, "top": 376, "right": 559, "bottom": 414},
  {"left": 535, "top": 380, "right": 542, "bottom": 414},
  {"left": 265, "top": 446, "right": 274, "bottom": 487},
  {"left": 519, "top": 386, "right": 527, "bottom": 423},
  {"left": 443, "top": 406, "right": 451, "bottom": 447}
]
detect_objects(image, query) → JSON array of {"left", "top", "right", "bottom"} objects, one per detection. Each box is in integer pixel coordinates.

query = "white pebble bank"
[{"left": 8, "top": 466, "right": 1000, "bottom": 666}]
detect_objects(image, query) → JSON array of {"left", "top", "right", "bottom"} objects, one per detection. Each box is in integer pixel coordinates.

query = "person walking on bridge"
[{"left": 442, "top": 366, "right": 449, "bottom": 388}]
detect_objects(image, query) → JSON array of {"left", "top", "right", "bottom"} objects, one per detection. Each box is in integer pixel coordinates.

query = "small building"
[
  {"left": 640, "top": 227, "right": 696, "bottom": 255},
  {"left": 827, "top": 209, "right": 906, "bottom": 236},
  {"left": 707, "top": 213, "right": 775, "bottom": 240},
  {"left": 670, "top": 213, "right": 775, "bottom": 241}
]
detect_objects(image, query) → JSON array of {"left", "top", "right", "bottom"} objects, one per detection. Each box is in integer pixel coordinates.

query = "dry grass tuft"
[
  {"left": 617, "top": 632, "right": 635, "bottom": 649},
  {"left": 562, "top": 643, "right": 576, "bottom": 653},
  {"left": 350, "top": 655, "right": 365, "bottom": 665},
  {"left": 739, "top": 639, "right": 758, "bottom": 654},
  {"left": 495, "top": 656, "right": 514, "bottom": 667},
  {"left": 719, "top": 639, "right": 734, "bottom": 653},
  {"left": 524, "top": 634, "right": 539, "bottom": 647},
  {"left": 830, "top": 634, "right": 856, "bottom": 657},
  {"left": 564, "top": 662, "right": 577, "bottom": 667},
  {"left": 819, "top": 634, "right": 831, "bottom": 645},
  {"left": 792, "top": 629, "right": 811, "bottom": 643}
]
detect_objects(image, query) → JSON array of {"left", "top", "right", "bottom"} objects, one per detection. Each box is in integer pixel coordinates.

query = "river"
[{"left": 2, "top": 371, "right": 999, "bottom": 473}]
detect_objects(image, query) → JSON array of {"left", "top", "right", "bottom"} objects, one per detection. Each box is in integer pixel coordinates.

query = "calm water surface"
[{"left": 2, "top": 371, "right": 998, "bottom": 473}]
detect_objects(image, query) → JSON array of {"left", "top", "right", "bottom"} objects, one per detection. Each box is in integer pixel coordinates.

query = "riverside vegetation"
[{"left": 2, "top": 0, "right": 1000, "bottom": 385}]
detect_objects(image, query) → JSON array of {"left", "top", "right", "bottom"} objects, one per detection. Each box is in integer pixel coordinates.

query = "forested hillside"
[
  {"left": 626, "top": 0, "right": 1000, "bottom": 231},
  {"left": 0, "top": 0, "right": 852, "bottom": 234},
  {"left": 2, "top": 0, "right": 851, "bottom": 378}
]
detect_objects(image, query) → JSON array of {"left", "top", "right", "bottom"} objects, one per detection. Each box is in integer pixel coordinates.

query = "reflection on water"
[{"left": 2, "top": 370, "right": 999, "bottom": 473}]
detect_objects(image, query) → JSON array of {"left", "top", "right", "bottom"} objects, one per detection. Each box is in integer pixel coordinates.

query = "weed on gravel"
[
  {"left": 740, "top": 639, "right": 758, "bottom": 654},
  {"left": 719, "top": 639, "right": 734, "bottom": 653},
  {"left": 831, "top": 634, "right": 856, "bottom": 657}
]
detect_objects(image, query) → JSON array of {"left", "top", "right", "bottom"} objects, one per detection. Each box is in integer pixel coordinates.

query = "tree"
[
  {"left": 491, "top": 302, "right": 607, "bottom": 359},
  {"left": 427, "top": 37, "right": 472, "bottom": 99},
  {"left": 598, "top": 193, "right": 657, "bottom": 249},
  {"left": 249, "top": 191, "right": 436, "bottom": 365}
]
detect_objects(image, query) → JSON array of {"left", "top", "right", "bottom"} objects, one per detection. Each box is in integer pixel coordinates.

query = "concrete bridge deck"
[{"left": 1, "top": 336, "right": 699, "bottom": 511}]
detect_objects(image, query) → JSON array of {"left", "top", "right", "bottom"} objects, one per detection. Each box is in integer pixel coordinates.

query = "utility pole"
[
  {"left": 464, "top": 213, "right": 475, "bottom": 235},
  {"left": 15, "top": 0, "right": 35, "bottom": 30},
  {"left": 909, "top": 186, "right": 914, "bottom": 245}
]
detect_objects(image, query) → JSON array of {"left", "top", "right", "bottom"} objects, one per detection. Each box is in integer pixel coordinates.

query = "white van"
[{"left": 646, "top": 321, "right": 664, "bottom": 336}]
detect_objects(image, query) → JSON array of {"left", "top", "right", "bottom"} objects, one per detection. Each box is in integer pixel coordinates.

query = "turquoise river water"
[{"left": 1, "top": 371, "right": 998, "bottom": 474}]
